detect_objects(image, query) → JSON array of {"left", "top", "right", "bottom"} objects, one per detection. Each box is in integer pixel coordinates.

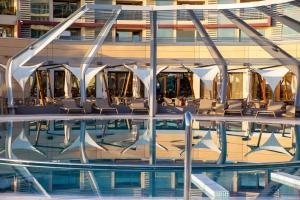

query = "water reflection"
[{"left": 0, "top": 119, "right": 298, "bottom": 164}]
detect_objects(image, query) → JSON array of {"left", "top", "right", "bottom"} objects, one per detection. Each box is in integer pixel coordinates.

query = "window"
[
  {"left": 282, "top": 25, "right": 300, "bottom": 40},
  {"left": 117, "top": 0, "right": 143, "bottom": 20},
  {"left": 60, "top": 28, "right": 81, "bottom": 40},
  {"left": 177, "top": 1, "right": 204, "bottom": 21},
  {"left": 157, "top": 28, "right": 173, "bottom": 42},
  {"left": 53, "top": 0, "right": 80, "bottom": 18},
  {"left": 116, "top": 30, "right": 142, "bottom": 42},
  {"left": 30, "top": 25, "right": 50, "bottom": 38},
  {"left": 240, "top": 28, "right": 265, "bottom": 42},
  {"left": 156, "top": 0, "right": 174, "bottom": 24},
  {"left": 0, "top": 25, "right": 13, "bottom": 37},
  {"left": 217, "top": 28, "right": 236, "bottom": 42},
  {"left": 0, "top": 0, "right": 15, "bottom": 15},
  {"left": 176, "top": 29, "right": 195, "bottom": 42},
  {"left": 31, "top": 0, "right": 49, "bottom": 21}
]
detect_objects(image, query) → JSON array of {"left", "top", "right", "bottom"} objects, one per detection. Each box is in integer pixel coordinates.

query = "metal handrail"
[{"left": 184, "top": 111, "right": 193, "bottom": 200}]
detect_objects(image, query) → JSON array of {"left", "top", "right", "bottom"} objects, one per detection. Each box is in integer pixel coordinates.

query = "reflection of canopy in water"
[
  {"left": 5, "top": 125, "right": 50, "bottom": 198},
  {"left": 61, "top": 132, "right": 107, "bottom": 153},
  {"left": 121, "top": 129, "right": 168, "bottom": 154},
  {"left": 12, "top": 129, "right": 46, "bottom": 157},
  {"left": 193, "top": 130, "right": 220, "bottom": 153},
  {"left": 245, "top": 133, "right": 292, "bottom": 157}
]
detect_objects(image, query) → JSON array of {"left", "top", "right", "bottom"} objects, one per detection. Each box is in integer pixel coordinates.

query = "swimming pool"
[{"left": 0, "top": 117, "right": 300, "bottom": 199}]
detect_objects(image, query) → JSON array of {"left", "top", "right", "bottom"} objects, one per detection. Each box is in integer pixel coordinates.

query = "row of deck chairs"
[
  {"left": 60, "top": 98, "right": 148, "bottom": 114},
  {"left": 195, "top": 99, "right": 295, "bottom": 118}
]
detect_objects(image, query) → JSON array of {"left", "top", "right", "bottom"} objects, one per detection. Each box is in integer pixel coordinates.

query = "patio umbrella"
[
  {"left": 255, "top": 68, "right": 289, "bottom": 92},
  {"left": 188, "top": 66, "right": 219, "bottom": 89}
]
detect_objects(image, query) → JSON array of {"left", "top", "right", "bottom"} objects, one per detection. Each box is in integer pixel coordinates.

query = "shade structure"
[
  {"left": 61, "top": 132, "right": 107, "bottom": 153},
  {"left": 0, "top": 64, "right": 5, "bottom": 70},
  {"left": 193, "top": 130, "right": 221, "bottom": 153},
  {"left": 63, "top": 64, "right": 107, "bottom": 88},
  {"left": 189, "top": 66, "right": 219, "bottom": 89},
  {"left": 12, "top": 62, "right": 44, "bottom": 91},
  {"left": 245, "top": 133, "right": 292, "bottom": 157},
  {"left": 255, "top": 68, "right": 289, "bottom": 92},
  {"left": 123, "top": 64, "right": 168, "bottom": 91}
]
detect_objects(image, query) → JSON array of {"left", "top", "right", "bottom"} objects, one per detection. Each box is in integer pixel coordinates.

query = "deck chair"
[
  {"left": 93, "top": 99, "right": 118, "bottom": 114},
  {"left": 256, "top": 101, "right": 284, "bottom": 118},
  {"left": 162, "top": 97, "right": 175, "bottom": 106},
  {"left": 282, "top": 105, "right": 295, "bottom": 118},
  {"left": 197, "top": 99, "right": 213, "bottom": 115},
  {"left": 129, "top": 102, "right": 148, "bottom": 114},
  {"left": 225, "top": 100, "right": 244, "bottom": 116},
  {"left": 60, "top": 99, "right": 85, "bottom": 114}
]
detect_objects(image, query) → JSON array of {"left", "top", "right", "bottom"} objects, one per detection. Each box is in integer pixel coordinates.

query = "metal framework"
[
  {"left": 80, "top": 8, "right": 121, "bottom": 106},
  {"left": 188, "top": 10, "right": 228, "bottom": 104},
  {"left": 4, "top": 0, "right": 300, "bottom": 115},
  {"left": 257, "top": 6, "right": 300, "bottom": 33},
  {"left": 221, "top": 9, "right": 300, "bottom": 111}
]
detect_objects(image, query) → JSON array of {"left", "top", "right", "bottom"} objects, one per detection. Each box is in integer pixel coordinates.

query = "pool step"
[
  {"left": 271, "top": 172, "right": 300, "bottom": 189},
  {"left": 191, "top": 174, "right": 229, "bottom": 199}
]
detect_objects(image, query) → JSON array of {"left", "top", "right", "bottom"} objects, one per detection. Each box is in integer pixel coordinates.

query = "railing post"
[{"left": 184, "top": 111, "right": 193, "bottom": 200}]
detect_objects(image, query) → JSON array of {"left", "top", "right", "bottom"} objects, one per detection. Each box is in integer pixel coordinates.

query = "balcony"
[{"left": 0, "top": 0, "right": 15, "bottom": 15}]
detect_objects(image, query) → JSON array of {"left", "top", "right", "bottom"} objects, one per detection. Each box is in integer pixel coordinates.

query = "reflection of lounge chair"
[
  {"left": 60, "top": 99, "right": 85, "bottom": 114},
  {"left": 256, "top": 101, "right": 284, "bottom": 118},
  {"left": 162, "top": 97, "right": 175, "bottom": 106},
  {"left": 129, "top": 102, "right": 148, "bottom": 114},
  {"left": 93, "top": 99, "right": 118, "bottom": 114},
  {"left": 225, "top": 100, "right": 244, "bottom": 116},
  {"left": 197, "top": 99, "right": 213, "bottom": 114}
]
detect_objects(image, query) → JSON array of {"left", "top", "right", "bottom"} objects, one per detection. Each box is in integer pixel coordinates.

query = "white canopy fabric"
[
  {"left": 12, "top": 129, "right": 46, "bottom": 157},
  {"left": 63, "top": 64, "right": 107, "bottom": 88},
  {"left": 0, "top": 64, "right": 6, "bottom": 70},
  {"left": 12, "top": 62, "right": 44, "bottom": 91},
  {"left": 189, "top": 66, "right": 219, "bottom": 89},
  {"left": 61, "top": 132, "right": 107, "bottom": 153},
  {"left": 255, "top": 68, "right": 289, "bottom": 92},
  {"left": 193, "top": 130, "right": 221, "bottom": 153},
  {"left": 123, "top": 64, "right": 168, "bottom": 91},
  {"left": 245, "top": 133, "right": 292, "bottom": 157}
]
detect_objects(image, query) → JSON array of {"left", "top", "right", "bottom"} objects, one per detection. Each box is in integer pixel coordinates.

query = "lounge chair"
[
  {"left": 197, "top": 99, "right": 213, "bottom": 115},
  {"left": 93, "top": 99, "right": 118, "bottom": 114},
  {"left": 60, "top": 99, "right": 85, "bottom": 114},
  {"left": 255, "top": 101, "right": 285, "bottom": 118},
  {"left": 282, "top": 105, "right": 295, "bottom": 118},
  {"left": 225, "top": 100, "right": 244, "bottom": 116},
  {"left": 162, "top": 97, "right": 175, "bottom": 106},
  {"left": 129, "top": 102, "right": 148, "bottom": 114}
]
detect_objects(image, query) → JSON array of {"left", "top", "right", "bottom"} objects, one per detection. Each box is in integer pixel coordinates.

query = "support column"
[
  {"left": 149, "top": 11, "right": 157, "bottom": 117},
  {"left": 188, "top": 10, "right": 228, "bottom": 104}
]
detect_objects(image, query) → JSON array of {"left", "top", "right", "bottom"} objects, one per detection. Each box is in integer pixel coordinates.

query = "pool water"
[{"left": 0, "top": 119, "right": 299, "bottom": 199}]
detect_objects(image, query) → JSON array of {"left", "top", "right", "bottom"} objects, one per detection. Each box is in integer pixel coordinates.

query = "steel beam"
[
  {"left": 290, "top": 0, "right": 300, "bottom": 8},
  {"left": 221, "top": 9, "right": 300, "bottom": 111},
  {"left": 149, "top": 11, "right": 157, "bottom": 117},
  {"left": 257, "top": 6, "right": 300, "bottom": 33},
  {"left": 188, "top": 10, "right": 228, "bottom": 104},
  {"left": 6, "top": 4, "right": 89, "bottom": 113},
  {"left": 80, "top": 8, "right": 121, "bottom": 106}
]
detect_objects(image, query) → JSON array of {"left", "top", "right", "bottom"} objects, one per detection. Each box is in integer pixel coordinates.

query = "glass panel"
[
  {"left": 176, "top": 29, "right": 195, "bottom": 42},
  {"left": 0, "top": 0, "right": 15, "bottom": 15},
  {"left": 217, "top": 28, "right": 236, "bottom": 42},
  {"left": 157, "top": 28, "right": 173, "bottom": 42},
  {"left": 31, "top": 0, "right": 49, "bottom": 21},
  {"left": 53, "top": 0, "right": 80, "bottom": 18},
  {"left": 240, "top": 28, "right": 265, "bottom": 42}
]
